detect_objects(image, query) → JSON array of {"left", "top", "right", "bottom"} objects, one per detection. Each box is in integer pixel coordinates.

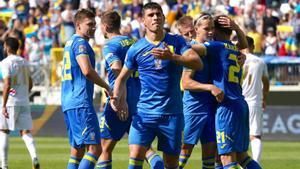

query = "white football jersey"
[
  {"left": 1, "top": 55, "right": 30, "bottom": 106},
  {"left": 242, "top": 53, "right": 269, "bottom": 107}
]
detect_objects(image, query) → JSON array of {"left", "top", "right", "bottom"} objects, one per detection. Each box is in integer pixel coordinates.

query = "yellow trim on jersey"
[
  {"left": 76, "top": 54, "right": 89, "bottom": 58},
  {"left": 83, "top": 155, "right": 97, "bottom": 164},
  {"left": 145, "top": 33, "right": 166, "bottom": 45}
]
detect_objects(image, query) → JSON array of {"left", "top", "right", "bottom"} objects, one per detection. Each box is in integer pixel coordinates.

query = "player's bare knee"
[
  {"left": 202, "top": 142, "right": 217, "bottom": 158},
  {"left": 163, "top": 153, "right": 179, "bottom": 167},
  {"left": 19, "top": 130, "right": 31, "bottom": 136},
  {"left": 1, "top": 130, "right": 10, "bottom": 134},
  {"left": 129, "top": 144, "right": 147, "bottom": 159},
  {"left": 71, "top": 147, "right": 85, "bottom": 158},
  {"left": 220, "top": 152, "right": 237, "bottom": 165}
]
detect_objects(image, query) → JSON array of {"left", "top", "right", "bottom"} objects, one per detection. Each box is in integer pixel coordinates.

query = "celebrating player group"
[{"left": 59, "top": 2, "right": 268, "bottom": 169}]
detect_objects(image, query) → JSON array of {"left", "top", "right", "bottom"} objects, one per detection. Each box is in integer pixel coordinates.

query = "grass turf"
[{"left": 7, "top": 137, "right": 300, "bottom": 169}]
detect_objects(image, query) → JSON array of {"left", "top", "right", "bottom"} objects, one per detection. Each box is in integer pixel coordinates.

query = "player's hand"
[
  {"left": 116, "top": 98, "right": 129, "bottom": 121},
  {"left": 262, "top": 100, "right": 267, "bottom": 111},
  {"left": 237, "top": 53, "right": 246, "bottom": 66},
  {"left": 210, "top": 85, "right": 224, "bottom": 103},
  {"left": 2, "top": 107, "right": 9, "bottom": 119},
  {"left": 151, "top": 42, "right": 173, "bottom": 60},
  {"left": 217, "top": 16, "right": 238, "bottom": 30},
  {"left": 110, "top": 96, "right": 120, "bottom": 112}
]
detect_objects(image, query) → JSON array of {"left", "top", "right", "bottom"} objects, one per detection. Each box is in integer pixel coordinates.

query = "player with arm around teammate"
[
  {"left": 96, "top": 10, "right": 163, "bottom": 169},
  {"left": 61, "top": 9, "right": 111, "bottom": 169},
  {"left": 203, "top": 15, "right": 262, "bottom": 169},
  {"left": 112, "top": 2, "right": 203, "bottom": 169}
]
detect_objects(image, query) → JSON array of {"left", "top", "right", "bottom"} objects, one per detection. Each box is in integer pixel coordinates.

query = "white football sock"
[
  {"left": 251, "top": 138, "right": 262, "bottom": 163},
  {"left": 22, "top": 133, "right": 38, "bottom": 160},
  {"left": 0, "top": 132, "right": 9, "bottom": 168}
]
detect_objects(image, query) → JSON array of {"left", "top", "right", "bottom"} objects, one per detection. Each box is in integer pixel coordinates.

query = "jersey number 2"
[
  {"left": 62, "top": 51, "right": 72, "bottom": 81},
  {"left": 228, "top": 54, "right": 240, "bottom": 83}
]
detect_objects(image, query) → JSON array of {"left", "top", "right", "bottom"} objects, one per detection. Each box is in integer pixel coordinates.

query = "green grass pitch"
[{"left": 7, "top": 137, "right": 300, "bottom": 169}]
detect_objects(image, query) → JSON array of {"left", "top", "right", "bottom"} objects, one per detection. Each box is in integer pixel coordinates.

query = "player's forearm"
[
  {"left": 85, "top": 69, "right": 110, "bottom": 91},
  {"left": 113, "top": 77, "right": 126, "bottom": 99},
  {"left": 262, "top": 81, "right": 270, "bottom": 103},
  {"left": 172, "top": 50, "right": 203, "bottom": 70},
  {"left": 2, "top": 83, "right": 10, "bottom": 108},
  {"left": 182, "top": 79, "right": 213, "bottom": 92},
  {"left": 235, "top": 26, "right": 248, "bottom": 50}
]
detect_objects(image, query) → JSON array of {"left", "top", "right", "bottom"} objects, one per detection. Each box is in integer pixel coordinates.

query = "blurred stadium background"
[{"left": 0, "top": 0, "right": 300, "bottom": 168}]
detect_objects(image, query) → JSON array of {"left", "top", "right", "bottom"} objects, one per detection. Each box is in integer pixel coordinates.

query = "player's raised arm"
[{"left": 217, "top": 15, "right": 248, "bottom": 50}]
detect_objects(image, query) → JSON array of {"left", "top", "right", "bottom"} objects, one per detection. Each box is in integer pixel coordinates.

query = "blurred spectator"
[
  {"left": 247, "top": 22, "right": 263, "bottom": 55},
  {"left": 201, "top": 0, "right": 215, "bottom": 14},
  {"left": 0, "top": 19, "right": 5, "bottom": 61},
  {"left": 40, "top": 28, "right": 53, "bottom": 64},
  {"left": 264, "top": 27, "right": 278, "bottom": 56},
  {"left": 25, "top": 33, "right": 42, "bottom": 64},
  {"left": 14, "top": 0, "right": 30, "bottom": 23},
  {"left": 61, "top": 2, "right": 75, "bottom": 44},
  {"left": 49, "top": 5, "right": 62, "bottom": 46},
  {"left": 262, "top": 8, "right": 280, "bottom": 35},
  {"left": 23, "top": 15, "right": 38, "bottom": 38},
  {"left": 38, "top": 15, "right": 51, "bottom": 39}
]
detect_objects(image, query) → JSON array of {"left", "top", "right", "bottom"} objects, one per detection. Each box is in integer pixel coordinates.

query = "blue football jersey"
[
  {"left": 182, "top": 40, "right": 215, "bottom": 115},
  {"left": 205, "top": 40, "right": 244, "bottom": 101},
  {"left": 61, "top": 34, "right": 95, "bottom": 112},
  {"left": 103, "top": 36, "right": 136, "bottom": 89},
  {"left": 125, "top": 33, "right": 191, "bottom": 116},
  {"left": 103, "top": 35, "right": 140, "bottom": 115}
]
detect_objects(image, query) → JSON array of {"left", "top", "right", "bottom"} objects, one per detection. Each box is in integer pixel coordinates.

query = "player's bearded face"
[
  {"left": 143, "top": 9, "right": 164, "bottom": 32},
  {"left": 79, "top": 18, "right": 96, "bottom": 38}
]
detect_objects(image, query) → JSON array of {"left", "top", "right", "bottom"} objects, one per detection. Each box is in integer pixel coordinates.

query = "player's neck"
[
  {"left": 107, "top": 32, "right": 121, "bottom": 39},
  {"left": 76, "top": 32, "right": 89, "bottom": 41},
  {"left": 145, "top": 30, "right": 165, "bottom": 43},
  {"left": 196, "top": 36, "right": 205, "bottom": 44}
]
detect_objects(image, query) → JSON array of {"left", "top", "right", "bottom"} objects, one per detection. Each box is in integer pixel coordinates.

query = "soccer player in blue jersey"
[
  {"left": 96, "top": 11, "right": 163, "bottom": 169},
  {"left": 178, "top": 13, "right": 248, "bottom": 169},
  {"left": 199, "top": 15, "right": 261, "bottom": 169},
  {"left": 177, "top": 13, "right": 222, "bottom": 169},
  {"left": 61, "top": 9, "right": 111, "bottom": 169},
  {"left": 111, "top": 2, "right": 203, "bottom": 169}
]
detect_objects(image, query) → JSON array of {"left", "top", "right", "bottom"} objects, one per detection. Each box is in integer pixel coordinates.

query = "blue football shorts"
[{"left": 64, "top": 107, "right": 100, "bottom": 148}]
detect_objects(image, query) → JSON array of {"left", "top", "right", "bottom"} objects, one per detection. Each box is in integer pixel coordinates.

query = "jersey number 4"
[
  {"left": 62, "top": 51, "right": 72, "bottom": 81},
  {"left": 228, "top": 54, "right": 241, "bottom": 84}
]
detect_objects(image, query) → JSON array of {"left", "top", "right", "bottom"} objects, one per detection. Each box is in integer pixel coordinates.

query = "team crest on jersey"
[
  {"left": 9, "top": 88, "right": 16, "bottom": 96},
  {"left": 90, "top": 132, "right": 95, "bottom": 141},
  {"left": 79, "top": 45, "right": 86, "bottom": 53},
  {"left": 154, "top": 58, "right": 162, "bottom": 69},
  {"left": 105, "top": 53, "right": 113, "bottom": 59}
]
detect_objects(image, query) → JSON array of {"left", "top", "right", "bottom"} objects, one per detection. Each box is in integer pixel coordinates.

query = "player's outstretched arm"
[
  {"left": 151, "top": 43, "right": 203, "bottom": 70},
  {"left": 77, "top": 56, "right": 111, "bottom": 94},
  {"left": 112, "top": 66, "right": 133, "bottom": 121}
]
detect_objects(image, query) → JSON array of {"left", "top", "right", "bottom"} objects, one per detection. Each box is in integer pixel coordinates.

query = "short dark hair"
[
  {"left": 101, "top": 11, "right": 121, "bottom": 33},
  {"left": 246, "top": 36, "right": 254, "bottom": 47},
  {"left": 214, "top": 15, "right": 232, "bottom": 36},
  {"left": 74, "top": 8, "right": 95, "bottom": 24},
  {"left": 4, "top": 37, "right": 19, "bottom": 53},
  {"left": 177, "top": 16, "right": 193, "bottom": 29},
  {"left": 142, "top": 2, "right": 163, "bottom": 17}
]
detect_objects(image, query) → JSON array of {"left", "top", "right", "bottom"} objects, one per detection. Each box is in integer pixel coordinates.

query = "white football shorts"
[
  {"left": 249, "top": 106, "right": 263, "bottom": 136},
  {"left": 0, "top": 106, "right": 32, "bottom": 131}
]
